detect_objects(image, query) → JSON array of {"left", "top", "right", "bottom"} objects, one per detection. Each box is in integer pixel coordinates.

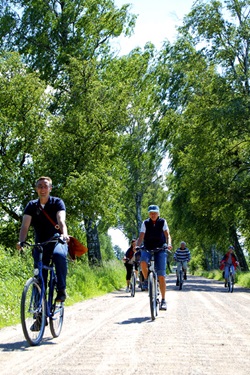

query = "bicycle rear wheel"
[
  {"left": 49, "top": 280, "right": 64, "bottom": 337},
  {"left": 50, "top": 302, "right": 64, "bottom": 337},
  {"left": 149, "top": 272, "right": 157, "bottom": 320},
  {"left": 21, "top": 277, "right": 46, "bottom": 346},
  {"left": 130, "top": 271, "right": 136, "bottom": 297}
]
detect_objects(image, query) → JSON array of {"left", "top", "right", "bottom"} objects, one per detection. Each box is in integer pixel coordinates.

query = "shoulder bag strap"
[{"left": 39, "top": 204, "right": 61, "bottom": 233}]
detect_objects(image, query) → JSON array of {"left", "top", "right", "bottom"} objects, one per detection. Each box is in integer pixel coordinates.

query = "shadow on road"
[
  {"left": 0, "top": 340, "right": 28, "bottom": 352},
  {"left": 0, "top": 336, "right": 57, "bottom": 352},
  {"left": 117, "top": 316, "right": 150, "bottom": 325}
]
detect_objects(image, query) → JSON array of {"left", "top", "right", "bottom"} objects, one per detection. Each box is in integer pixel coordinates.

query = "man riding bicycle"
[
  {"left": 173, "top": 241, "right": 191, "bottom": 286},
  {"left": 16, "top": 176, "right": 69, "bottom": 302},
  {"left": 137, "top": 205, "right": 172, "bottom": 311}
]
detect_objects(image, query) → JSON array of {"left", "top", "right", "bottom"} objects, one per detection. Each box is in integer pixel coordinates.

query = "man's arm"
[
  {"left": 56, "top": 210, "right": 69, "bottom": 239},
  {"left": 163, "top": 229, "right": 172, "bottom": 249},
  {"left": 16, "top": 214, "right": 32, "bottom": 249},
  {"left": 137, "top": 232, "right": 145, "bottom": 247}
]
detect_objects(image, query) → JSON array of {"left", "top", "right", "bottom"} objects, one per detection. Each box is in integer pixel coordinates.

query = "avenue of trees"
[{"left": 0, "top": 0, "right": 249, "bottom": 271}]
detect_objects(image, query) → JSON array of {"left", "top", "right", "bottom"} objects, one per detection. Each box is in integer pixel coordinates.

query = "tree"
[
  {"left": 0, "top": 0, "right": 136, "bottom": 84},
  {"left": 0, "top": 51, "right": 57, "bottom": 246}
]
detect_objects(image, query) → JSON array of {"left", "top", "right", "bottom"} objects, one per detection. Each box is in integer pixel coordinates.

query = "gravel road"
[{"left": 0, "top": 274, "right": 249, "bottom": 375}]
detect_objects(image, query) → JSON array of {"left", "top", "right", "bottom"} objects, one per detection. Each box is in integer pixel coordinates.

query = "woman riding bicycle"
[
  {"left": 123, "top": 239, "right": 138, "bottom": 292},
  {"left": 220, "top": 246, "right": 239, "bottom": 287},
  {"left": 173, "top": 241, "right": 191, "bottom": 286},
  {"left": 137, "top": 205, "right": 172, "bottom": 311}
]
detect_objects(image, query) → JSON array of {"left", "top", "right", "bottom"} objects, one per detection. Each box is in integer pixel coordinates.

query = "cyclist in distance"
[
  {"left": 173, "top": 241, "right": 191, "bottom": 286},
  {"left": 137, "top": 205, "right": 172, "bottom": 311},
  {"left": 220, "top": 246, "right": 239, "bottom": 287},
  {"left": 16, "top": 176, "right": 69, "bottom": 302},
  {"left": 123, "top": 239, "right": 138, "bottom": 292}
]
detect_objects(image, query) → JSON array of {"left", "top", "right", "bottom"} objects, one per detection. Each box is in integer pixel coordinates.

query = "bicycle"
[
  {"left": 140, "top": 246, "right": 167, "bottom": 321},
  {"left": 176, "top": 261, "right": 185, "bottom": 290},
  {"left": 20, "top": 233, "right": 66, "bottom": 346}
]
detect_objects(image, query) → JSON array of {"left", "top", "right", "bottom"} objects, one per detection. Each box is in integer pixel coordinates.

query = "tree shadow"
[{"left": 166, "top": 275, "right": 250, "bottom": 293}]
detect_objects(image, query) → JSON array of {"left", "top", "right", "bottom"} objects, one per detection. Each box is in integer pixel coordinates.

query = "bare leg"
[
  {"left": 140, "top": 261, "right": 148, "bottom": 280},
  {"left": 158, "top": 275, "right": 166, "bottom": 300}
]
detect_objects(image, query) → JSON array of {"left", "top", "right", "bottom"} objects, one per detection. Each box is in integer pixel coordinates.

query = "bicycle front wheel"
[
  {"left": 179, "top": 270, "right": 183, "bottom": 290},
  {"left": 130, "top": 271, "right": 136, "bottom": 297},
  {"left": 149, "top": 272, "right": 157, "bottom": 320},
  {"left": 20, "top": 277, "right": 46, "bottom": 346},
  {"left": 228, "top": 273, "right": 234, "bottom": 293}
]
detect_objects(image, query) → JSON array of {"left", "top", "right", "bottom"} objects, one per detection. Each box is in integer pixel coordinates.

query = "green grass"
[{"left": 0, "top": 247, "right": 126, "bottom": 329}]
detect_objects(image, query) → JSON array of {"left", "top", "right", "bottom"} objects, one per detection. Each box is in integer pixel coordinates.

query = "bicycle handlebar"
[{"left": 20, "top": 233, "right": 66, "bottom": 249}]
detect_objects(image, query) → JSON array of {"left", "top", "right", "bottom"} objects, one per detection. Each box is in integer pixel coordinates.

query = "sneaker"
[
  {"left": 176, "top": 279, "right": 179, "bottom": 286},
  {"left": 55, "top": 289, "right": 66, "bottom": 302},
  {"left": 30, "top": 319, "right": 41, "bottom": 332},
  {"left": 160, "top": 299, "right": 167, "bottom": 311},
  {"left": 125, "top": 287, "right": 130, "bottom": 293},
  {"left": 30, "top": 317, "right": 48, "bottom": 331}
]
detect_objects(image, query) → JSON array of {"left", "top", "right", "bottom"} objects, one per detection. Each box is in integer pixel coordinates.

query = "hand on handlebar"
[{"left": 16, "top": 241, "right": 25, "bottom": 251}]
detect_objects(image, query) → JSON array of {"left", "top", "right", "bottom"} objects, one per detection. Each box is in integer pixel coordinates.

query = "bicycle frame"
[{"left": 35, "top": 248, "right": 57, "bottom": 318}]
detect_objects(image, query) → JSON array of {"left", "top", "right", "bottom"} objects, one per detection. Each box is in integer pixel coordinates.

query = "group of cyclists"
[
  {"left": 123, "top": 205, "right": 240, "bottom": 307},
  {"left": 16, "top": 176, "right": 239, "bottom": 319}
]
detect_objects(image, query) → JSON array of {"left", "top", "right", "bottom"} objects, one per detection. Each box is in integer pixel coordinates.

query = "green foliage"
[
  {"left": 99, "top": 233, "right": 116, "bottom": 261},
  {"left": 0, "top": 247, "right": 33, "bottom": 328},
  {"left": 188, "top": 246, "right": 206, "bottom": 274}
]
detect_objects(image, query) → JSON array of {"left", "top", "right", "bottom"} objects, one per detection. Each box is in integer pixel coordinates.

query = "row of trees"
[{"left": 0, "top": 0, "right": 249, "bottom": 270}]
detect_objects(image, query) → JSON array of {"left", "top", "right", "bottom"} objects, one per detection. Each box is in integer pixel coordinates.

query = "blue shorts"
[{"left": 140, "top": 250, "right": 167, "bottom": 277}]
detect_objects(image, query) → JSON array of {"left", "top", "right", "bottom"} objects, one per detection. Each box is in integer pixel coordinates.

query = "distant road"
[{"left": 0, "top": 274, "right": 249, "bottom": 375}]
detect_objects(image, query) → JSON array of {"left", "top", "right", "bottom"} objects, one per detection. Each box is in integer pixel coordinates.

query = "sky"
[
  {"left": 108, "top": 0, "right": 196, "bottom": 251},
  {"left": 113, "top": 0, "right": 196, "bottom": 55}
]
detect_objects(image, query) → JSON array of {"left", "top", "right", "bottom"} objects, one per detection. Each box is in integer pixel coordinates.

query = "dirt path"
[{"left": 0, "top": 274, "right": 249, "bottom": 375}]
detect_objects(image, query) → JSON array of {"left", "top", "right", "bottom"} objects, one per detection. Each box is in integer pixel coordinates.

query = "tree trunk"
[
  {"left": 229, "top": 225, "right": 249, "bottom": 272},
  {"left": 85, "top": 218, "right": 102, "bottom": 266},
  {"left": 135, "top": 192, "right": 143, "bottom": 236}
]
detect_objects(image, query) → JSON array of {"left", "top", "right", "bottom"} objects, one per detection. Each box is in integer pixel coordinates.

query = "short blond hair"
[{"left": 36, "top": 176, "right": 52, "bottom": 186}]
